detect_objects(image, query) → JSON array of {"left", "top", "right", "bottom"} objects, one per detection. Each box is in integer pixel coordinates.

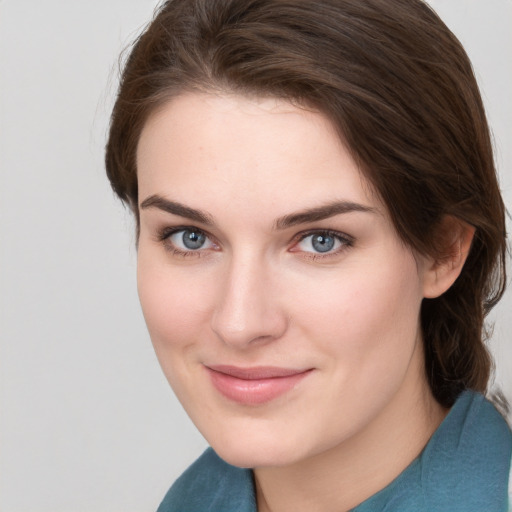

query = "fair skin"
[{"left": 136, "top": 92, "right": 470, "bottom": 512}]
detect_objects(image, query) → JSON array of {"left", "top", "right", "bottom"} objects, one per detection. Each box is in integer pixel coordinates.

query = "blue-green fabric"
[{"left": 157, "top": 391, "right": 512, "bottom": 512}]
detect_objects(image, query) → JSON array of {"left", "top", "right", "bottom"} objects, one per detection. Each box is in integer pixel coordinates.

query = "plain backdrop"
[{"left": 0, "top": 1, "right": 510, "bottom": 511}]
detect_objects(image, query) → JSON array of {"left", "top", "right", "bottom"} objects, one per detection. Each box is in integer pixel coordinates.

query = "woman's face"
[{"left": 136, "top": 93, "right": 433, "bottom": 468}]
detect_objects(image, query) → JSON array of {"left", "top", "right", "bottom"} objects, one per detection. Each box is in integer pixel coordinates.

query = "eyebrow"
[
  {"left": 140, "top": 194, "right": 377, "bottom": 229},
  {"left": 140, "top": 195, "right": 214, "bottom": 225},
  {"left": 273, "top": 201, "right": 378, "bottom": 229}
]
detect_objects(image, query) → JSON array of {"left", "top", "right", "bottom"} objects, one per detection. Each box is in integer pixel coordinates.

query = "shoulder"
[
  {"left": 157, "top": 448, "right": 256, "bottom": 512},
  {"left": 421, "top": 391, "right": 512, "bottom": 511},
  {"left": 509, "top": 456, "right": 512, "bottom": 512},
  {"left": 354, "top": 391, "right": 512, "bottom": 512}
]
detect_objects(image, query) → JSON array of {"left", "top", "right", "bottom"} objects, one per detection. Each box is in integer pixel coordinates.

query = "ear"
[{"left": 422, "top": 216, "right": 475, "bottom": 299}]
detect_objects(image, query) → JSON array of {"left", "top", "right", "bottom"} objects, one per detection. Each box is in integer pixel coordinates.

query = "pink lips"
[{"left": 205, "top": 365, "right": 312, "bottom": 405}]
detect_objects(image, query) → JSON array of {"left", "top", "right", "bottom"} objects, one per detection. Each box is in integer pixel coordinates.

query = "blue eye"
[
  {"left": 295, "top": 231, "right": 350, "bottom": 255},
  {"left": 181, "top": 230, "right": 206, "bottom": 249},
  {"left": 167, "top": 228, "right": 215, "bottom": 252},
  {"left": 310, "top": 233, "right": 336, "bottom": 253}
]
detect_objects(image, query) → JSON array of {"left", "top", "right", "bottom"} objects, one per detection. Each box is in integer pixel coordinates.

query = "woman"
[{"left": 105, "top": 0, "right": 511, "bottom": 510}]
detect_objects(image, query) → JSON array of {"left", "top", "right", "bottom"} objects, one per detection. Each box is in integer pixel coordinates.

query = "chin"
[
  {"left": 205, "top": 426, "right": 309, "bottom": 469},
  {"left": 212, "top": 443, "right": 291, "bottom": 469}
]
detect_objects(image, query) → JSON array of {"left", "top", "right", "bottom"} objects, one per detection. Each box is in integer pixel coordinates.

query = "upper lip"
[{"left": 205, "top": 365, "right": 312, "bottom": 380}]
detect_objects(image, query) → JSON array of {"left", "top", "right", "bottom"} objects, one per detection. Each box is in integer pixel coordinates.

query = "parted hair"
[{"left": 105, "top": 0, "right": 507, "bottom": 408}]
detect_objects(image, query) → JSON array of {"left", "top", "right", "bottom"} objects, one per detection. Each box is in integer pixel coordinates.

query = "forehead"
[{"left": 136, "top": 92, "right": 379, "bottom": 216}]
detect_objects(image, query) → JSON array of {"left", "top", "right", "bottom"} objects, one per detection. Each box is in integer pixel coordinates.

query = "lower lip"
[{"left": 206, "top": 368, "right": 312, "bottom": 405}]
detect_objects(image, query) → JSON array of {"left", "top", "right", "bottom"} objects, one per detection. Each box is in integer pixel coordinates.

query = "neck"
[{"left": 254, "top": 359, "right": 447, "bottom": 512}]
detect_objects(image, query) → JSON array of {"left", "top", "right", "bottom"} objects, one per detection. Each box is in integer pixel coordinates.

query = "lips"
[{"left": 205, "top": 365, "right": 312, "bottom": 405}]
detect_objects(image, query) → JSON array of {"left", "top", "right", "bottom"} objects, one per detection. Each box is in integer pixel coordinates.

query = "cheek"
[
  {"left": 292, "top": 252, "right": 423, "bottom": 370},
  {"left": 282, "top": 252, "right": 425, "bottom": 443},
  {"left": 136, "top": 255, "right": 213, "bottom": 356}
]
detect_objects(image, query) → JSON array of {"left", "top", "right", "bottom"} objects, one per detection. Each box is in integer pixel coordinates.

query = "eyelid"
[
  {"left": 156, "top": 225, "right": 219, "bottom": 254},
  {"left": 289, "top": 229, "right": 354, "bottom": 257},
  {"left": 154, "top": 225, "right": 353, "bottom": 259}
]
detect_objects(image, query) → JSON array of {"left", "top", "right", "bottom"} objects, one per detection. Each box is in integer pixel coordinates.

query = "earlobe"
[{"left": 422, "top": 217, "right": 475, "bottom": 299}]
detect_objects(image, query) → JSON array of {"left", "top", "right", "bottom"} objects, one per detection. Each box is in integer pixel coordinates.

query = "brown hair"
[{"left": 105, "top": 0, "right": 507, "bottom": 407}]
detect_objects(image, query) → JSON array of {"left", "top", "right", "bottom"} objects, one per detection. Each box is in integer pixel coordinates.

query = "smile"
[{"left": 205, "top": 365, "right": 313, "bottom": 405}]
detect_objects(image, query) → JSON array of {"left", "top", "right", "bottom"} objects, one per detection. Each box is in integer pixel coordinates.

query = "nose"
[{"left": 210, "top": 255, "right": 288, "bottom": 348}]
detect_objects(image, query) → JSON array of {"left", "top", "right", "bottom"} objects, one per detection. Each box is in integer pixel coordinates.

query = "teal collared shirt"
[{"left": 158, "top": 391, "right": 512, "bottom": 511}]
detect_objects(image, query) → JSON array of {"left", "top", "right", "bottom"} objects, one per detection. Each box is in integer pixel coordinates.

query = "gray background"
[{"left": 0, "top": 1, "right": 510, "bottom": 511}]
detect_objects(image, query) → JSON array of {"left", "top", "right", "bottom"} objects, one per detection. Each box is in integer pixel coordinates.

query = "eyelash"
[
  {"left": 156, "top": 226, "right": 354, "bottom": 260},
  {"left": 156, "top": 226, "right": 218, "bottom": 258},
  {"left": 290, "top": 229, "right": 354, "bottom": 260}
]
